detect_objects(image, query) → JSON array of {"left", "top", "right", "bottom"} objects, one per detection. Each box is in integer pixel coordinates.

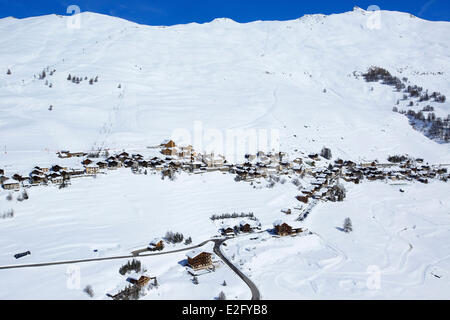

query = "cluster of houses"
[
  {"left": 2, "top": 141, "right": 448, "bottom": 198},
  {"left": 294, "top": 158, "right": 449, "bottom": 205},
  {"left": 0, "top": 161, "right": 96, "bottom": 190},
  {"left": 220, "top": 220, "right": 260, "bottom": 236},
  {"left": 337, "top": 158, "right": 448, "bottom": 185}
]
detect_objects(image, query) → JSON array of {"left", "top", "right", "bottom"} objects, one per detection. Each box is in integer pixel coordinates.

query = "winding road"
[
  {"left": 212, "top": 238, "right": 261, "bottom": 300},
  {"left": 0, "top": 237, "right": 261, "bottom": 300}
]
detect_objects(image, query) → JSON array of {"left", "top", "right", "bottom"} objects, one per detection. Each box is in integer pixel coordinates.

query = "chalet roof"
[
  {"left": 149, "top": 237, "right": 164, "bottom": 245},
  {"left": 273, "top": 219, "right": 289, "bottom": 227},
  {"left": 186, "top": 249, "right": 211, "bottom": 259},
  {"left": 3, "top": 181, "right": 19, "bottom": 185},
  {"left": 273, "top": 219, "right": 303, "bottom": 228},
  {"left": 239, "top": 220, "right": 258, "bottom": 227}
]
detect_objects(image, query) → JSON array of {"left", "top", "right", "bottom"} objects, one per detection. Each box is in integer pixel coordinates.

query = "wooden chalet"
[
  {"left": 162, "top": 140, "right": 176, "bottom": 148},
  {"left": 186, "top": 250, "right": 213, "bottom": 270},
  {"left": 221, "top": 226, "right": 235, "bottom": 236},
  {"left": 51, "top": 176, "right": 63, "bottom": 184},
  {"left": 2, "top": 181, "right": 20, "bottom": 190},
  {"left": 107, "top": 161, "right": 120, "bottom": 169},
  {"left": 148, "top": 238, "right": 164, "bottom": 251},
  {"left": 161, "top": 148, "right": 178, "bottom": 156},
  {"left": 296, "top": 194, "right": 309, "bottom": 203},
  {"left": 127, "top": 273, "right": 152, "bottom": 287},
  {"left": 97, "top": 161, "right": 108, "bottom": 169},
  {"left": 85, "top": 165, "right": 99, "bottom": 175},
  {"left": 51, "top": 165, "right": 64, "bottom": 172},
  {"left": 12, "top": 174, "right": 27, "bottom": 182},
  {"left": 273, "top": 220, "right": 303, "bottom": 236},
  {"left": 239, "top": 220, "right": 258, "bottom": 233},
  {"left": 58, "top": 151, "right": 86, "bottom": 158},
  {"left": 81, "top": 159, "right": 93, "bottom": 166}
]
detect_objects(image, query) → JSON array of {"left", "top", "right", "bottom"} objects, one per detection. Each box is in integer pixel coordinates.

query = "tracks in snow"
[{"left": 0, "top": 237, "right": 261, "bottom": 300}]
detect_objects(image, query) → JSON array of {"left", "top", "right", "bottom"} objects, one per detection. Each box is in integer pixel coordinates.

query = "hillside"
[{"left": 0, "top": 8, "right": 449, "bottom": 168}]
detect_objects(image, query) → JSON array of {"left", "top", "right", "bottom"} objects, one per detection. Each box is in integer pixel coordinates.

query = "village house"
[
  {"left": 221, "top": 225, "right": 235, "bottom": 236},
  {"left": 245, "top": 154, "right": 257, "bottom": 162},
  {"left": 85, "top": 164, "right": 99, "bottom": 175},
  {"left": 30, "top": 175, "right": 46, "bottom": 185},
  {"left": 239, "top": 220, "right": 258, "bottom": 233},
  {"left": 81, "top": 159, "right": 93, "bottom": 166},
  {"left": 50, "top": 165, "right": 64, "bottom": 172},
  {"left": 186, "top": 250, "right": 213, "bottom": 270},
  {"left": 2, "top": 181, "right": 20, "bottom": 190},
  {"left": 96, "top": 161, "right": 108, "bottom": 169},
  {"left": 68, "top": 168, "right": 85, "bottom": 176},
  {"left": 107, "top": 160, "right": 120, "bottom": 170},
  {"left": 12, "top": 174, "right": 27, "bottom": 182},
  {"left": 58, "top": 151, "right": 86, "bottom": 158},
  {"left": 51, "top": 176, "right": 63, "bottom": 184},
  {"left": 179, "top": 149, "right": 191, "bottom": 158},
  {"left": 161, "top": 148, "right": 178, "bottom": 156},
  {"left": 202, "top": 153, "right": 225, "bottom": 168},
  {"left": 128, "top": 274, "right": 151, "bottom": 287},
  {"left": 273, "top": 220, "right": 303, "bottom": 236},
  {"left": 131, "top": 154, "right": 143, "bottom": 161},
  {"left": 161, "top": 139, "right": 176, "bottom": 148},
  {"left": 148, "top": 238, "right": 164, "bottom": 251},
  {"left": 296, "top": 193, "right": 309, "bottom": 204}
]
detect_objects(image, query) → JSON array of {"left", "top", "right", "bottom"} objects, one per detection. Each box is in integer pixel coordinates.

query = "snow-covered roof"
[
  {"left": 273, "top": 219, "right": 286, "bottom": 226},
  {"left": 273, "top": 219, "right": 302, "bottom": 228},
  {"left": 186, "top": 249, "right": 211, "bottom": 259},
  {"left": 239, "top": 220, "right": 258, "bottom": 227}
]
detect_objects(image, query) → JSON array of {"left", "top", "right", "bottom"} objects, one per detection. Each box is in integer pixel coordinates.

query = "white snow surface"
[
  {"left": 0, "top": 9, "right": 449, "bottom": 163},
  {"left": 0, "top": 9, "right": 449, "bottom": 299}
]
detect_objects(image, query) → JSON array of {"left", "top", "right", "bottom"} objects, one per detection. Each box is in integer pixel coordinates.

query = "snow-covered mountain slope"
[{"left": 0, "top": 8, "right": 449, "bottom": 167}]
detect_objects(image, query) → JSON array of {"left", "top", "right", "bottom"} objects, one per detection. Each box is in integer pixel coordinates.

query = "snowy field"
[
  {"left": 0, "top": 170, "right": 449, "bottom": 299},
  {"left": 223, "top": 181, "right": 450, "bottom": 299}
]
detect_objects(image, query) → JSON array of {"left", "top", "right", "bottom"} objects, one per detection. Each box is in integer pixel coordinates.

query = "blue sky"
[{"left": 1, "top": 0, "right": 449, "bottom": 24}]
